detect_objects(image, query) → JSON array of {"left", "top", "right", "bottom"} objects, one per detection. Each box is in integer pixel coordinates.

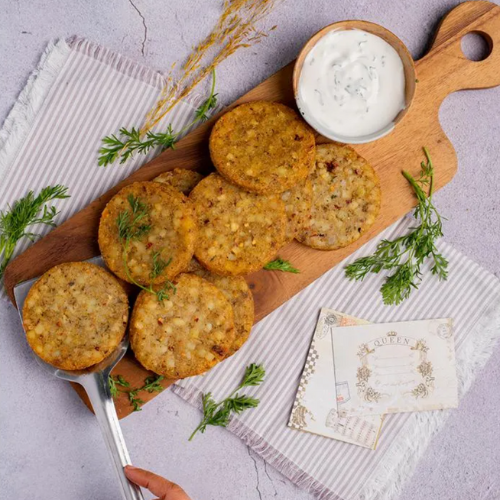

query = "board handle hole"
[{"left": 461, "top": 32, "right": 492, "bottom": 62}]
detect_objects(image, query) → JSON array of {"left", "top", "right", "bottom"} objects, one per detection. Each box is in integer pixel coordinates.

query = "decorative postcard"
[
  {"left": 288, "top": 309, "right": 384, "bottom": 450},
  {"left": 331, "top": 318, "right": 458, "bottom": 416}
]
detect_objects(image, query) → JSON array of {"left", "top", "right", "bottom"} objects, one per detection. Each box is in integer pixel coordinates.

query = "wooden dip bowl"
[{"left": 293, "top": 20, "right": 417, "bottom": 144}]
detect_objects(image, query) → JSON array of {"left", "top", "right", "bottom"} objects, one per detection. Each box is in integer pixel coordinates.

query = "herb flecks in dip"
[{"left": 298, "top": 29, "right": 406, "bottom": 139}]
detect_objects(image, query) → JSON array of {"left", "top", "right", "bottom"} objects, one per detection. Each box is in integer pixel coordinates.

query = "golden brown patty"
[
  {"left": 281, "top": 178, "right": 313, "bottom": 242},
  {"left": 130, "top": 273, "right": 235, "bottom": 379},
  {"left": 209, "top": 101, "right": 315, "bottom": 194},
  {"left": 297, "top": 143, "right": 381, "bottom": 250},
  {"left": 154, "top": 168, "right": 204, "bottom": 195},
  {"left": 98, "top": 181, "right": 198, "bottom": 286},
  {"left": 189, "top": 173, "right": 287, "bottom": 276},
  {"left": 22, "top": 262, "right": 128, "bottom": 370},
  {"left": 187, "top": 259, "right": 254, "bottom": 355}
]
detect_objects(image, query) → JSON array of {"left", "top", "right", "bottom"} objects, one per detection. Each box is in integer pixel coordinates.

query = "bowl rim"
[{"left": 293, "top": 20, "right": 417, "bottom": 144}]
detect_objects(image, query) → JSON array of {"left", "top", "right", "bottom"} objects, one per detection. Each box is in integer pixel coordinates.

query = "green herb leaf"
[
  {"left": 98, "top": 134, "right": 126, "bottom": 167},
  {"left": 108, "top": 376, "right": 118, "bottom": 398},
  {"left": 117, "top": 196, "right": 175, "bottom": 302},
  {"left": 115, "top": 375, "right": 131, "bottom": 388},
  {"left": 99, "top": 70, "right": 217, "bottom": 166},
  {"left": 240, "top": 363, "right": 266, "bottom": 387},
  {"left": 108, "top": 374, "right": 131, "bottom": 398},
  {"left": 264, "top": 257, "right": 299, "bottom": 274},
  {"left": 0, "top": 185, "right": 70, "bottom": 280},
  {"left": 195, "top": 94, "right": 218, "bottom": 122},
  {"left": 128, "top": 375, "right": 164, "bottom": 410},
  {"left": 344, "top": 147, "right": 448, "bottom": 305},
  {"left": 117, "top": 194, "right": 151, "bottom": 241},
  {"left": 108, "top": 375, "right": 164, "bottom": 411},
  {"left": 189, "top": 363, "right": 265, "bottom": 441},
  {"left": 225, "top": 394, "right": 260, "bottom": 414},
  {"left": 142, "top": 375, "right": 165, "bottom": 393},
  {"left": 128, "top": 391, "right": 144, "bottom": 412},
  {"left": 150, "top": 252, "right": 171, "bottom": 281},
  {"left": 205, "top": 405, "right": 232, "bottom": 428},
  {"left": 194, "top": 71, "right": 218, "bottom": 123},
  {"left": 145, "top": 125, "right": 177, "bottom": 151},
  {"left": 156, "top": 281, "right": 177, "bottom": 302}
]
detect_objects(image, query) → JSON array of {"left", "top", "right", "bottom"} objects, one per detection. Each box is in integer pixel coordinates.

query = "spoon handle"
[{"left": 82, "top": 372, "right": 144, "bottom": 500}]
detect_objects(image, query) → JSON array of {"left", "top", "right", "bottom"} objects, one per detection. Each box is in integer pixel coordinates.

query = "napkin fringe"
[
  {"left": 68, "top": 37, "right": 213, "bottom": 112},
  {"left": 229, "top": 418, "right": 343, "bottom": 500},
  {"left": 173, "top": 383, "right": 342, "bottom": 500},
  {"left": 358, "top": 293, "right": 500, "bottom": 500},
  {"left": 175, "top": 293, "right": 500, "bottom": 500},
  {"left": 68, "top": 37, "right": 165, "bottom": 90},
  {"left": 0, "top": 39, "right": 71, "bottom": 180},
  {"left": 0, "top": 36, "right": 211, "bottom": 185}
]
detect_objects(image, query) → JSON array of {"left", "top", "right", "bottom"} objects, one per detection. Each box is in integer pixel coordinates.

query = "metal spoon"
[{"left": 14, "top": 258, "right": 144, "bottom": 500}]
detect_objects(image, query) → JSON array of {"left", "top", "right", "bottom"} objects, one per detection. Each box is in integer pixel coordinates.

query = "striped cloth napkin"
[
  {"left": 2, "top": 38, "right": 500, "bottom": 500},
  {"left": 0, "top": 37, "right": 206, "bottom": 301},
  {"left": 174, "top": 217, "right": 500, "bottom": 500}
]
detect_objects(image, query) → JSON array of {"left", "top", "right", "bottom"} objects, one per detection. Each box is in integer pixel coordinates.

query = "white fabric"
[
  {"left": 1, "top": 38, "right": 499, "bottom": 500},
  {"left": 174, "top": 216, "right": 500, "bottom": 500}
]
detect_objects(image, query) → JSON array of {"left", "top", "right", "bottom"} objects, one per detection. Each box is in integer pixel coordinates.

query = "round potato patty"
[
  {"left": 209, "top": 101, "right": 315, "bottom": 194},
  {"left": 189, "top": 173, "right": 287, "bottom": 276},
  {"left": 281, "top": 178, "right": 313, "bottom": 242},
  {"left": 130, "top": 273, "right": 235, "bottom": 379},
  {"left": 297, "top": 143, "right": 381, "bottom": 250},
  {"left": 154, "top": 168, "right": 204, "bottom": 195},
  {"left": 23, "top": 262, "right": 129, "bottom": 370},
  {"left": 98, "top": 181, "right": 198, "bottom": 286},
  {"left": 187, "top": 259, "right": 254, "bottom": 355}
]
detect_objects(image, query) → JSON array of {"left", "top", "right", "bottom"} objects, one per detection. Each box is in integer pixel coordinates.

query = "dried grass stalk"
[{"left": 141, "top": 0, "right": 279, "bottom": 135}]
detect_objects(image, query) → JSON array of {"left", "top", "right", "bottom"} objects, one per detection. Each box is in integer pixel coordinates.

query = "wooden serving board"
[{"left": 5, "top": 1, "right": 500, "bottom": 418}]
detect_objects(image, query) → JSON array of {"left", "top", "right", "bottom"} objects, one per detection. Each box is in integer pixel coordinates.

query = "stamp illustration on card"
[
  {"left": 354, "top": 331, "right": 437, "bottom": 404},
  {"left": 332, "top": 318, "right": 458, "bottom": 416},
  {"left": 288, "top": 309, "right": 383, "bottom": 450}
]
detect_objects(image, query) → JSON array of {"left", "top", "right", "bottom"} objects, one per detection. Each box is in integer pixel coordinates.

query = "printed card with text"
[
  {"left": 288, "top": 309, "right": 384, "bottom": 450},
  {"left": 332, "top": 318, "right": 458, "bottom": 416}
]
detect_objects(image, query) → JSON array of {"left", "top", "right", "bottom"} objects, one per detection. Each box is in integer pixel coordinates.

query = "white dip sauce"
[{"left": 298, "top": 29, "right": 406, "bottom": 138}]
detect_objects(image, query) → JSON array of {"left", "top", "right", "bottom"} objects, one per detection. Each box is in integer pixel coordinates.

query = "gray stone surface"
[{"left": 1, "top": 1, "right": 499, "bottom": 499}]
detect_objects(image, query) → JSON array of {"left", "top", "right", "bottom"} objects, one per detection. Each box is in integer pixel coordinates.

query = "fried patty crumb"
[
  {"left": 281, "top": 178, "right": 313, "bottom": 241},
  {"left": 297, "top": 143, "right": 381, "bottom": 250},
  {"left": 130, "top": 273, "right": 235, "bottom": 379},
  {"left": 154, "top": 168, "right": 204, "bottom": 195},
  {"left": 23, "top": 262, "right": 129, "bottom": 370},
  {"left": 189, "top": 173, "right": 287, "bottom": 276},
  {"left": 98, "top": 182, "right": 198, "bottom": 286},
  {"left": 187, "top": 259, "right": 254, "bottom": 355},
  {"left": 209, "top": 101, "right": 315, "bottom": 194}
]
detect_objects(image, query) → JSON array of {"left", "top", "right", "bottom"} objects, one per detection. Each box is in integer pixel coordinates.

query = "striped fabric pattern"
[
  {"left": 2, "top": 38, "right": 499, "bottom": 500},
  {"left": 0, "top": 37, "right": 205, "bottom": 300},
  {"left": 174, "top": 216, "right": 500, "bottom": 500}
]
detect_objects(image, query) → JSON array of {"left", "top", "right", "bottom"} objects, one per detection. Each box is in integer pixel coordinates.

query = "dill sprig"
[
  {"left": 264, "top": 257, "right": 299, "bottom": 274},
  {"left": 118, "top": 195, "right": 176, "bottom": 301},
  {"left": 0, "top": 185, "right": 70, "bottom": 280},
  {"left": 144, "top": 0, "right": 278, "bottom": 134},
  {"left": 345, "top": 148, "right": 448, "bottom": 305},
  {"left": 99, "top": 0, "right": 279, "bottom": 166},
  {"left": 150, "top": 251, "right": 171, "bottom": 280},
  {"left": 108, "top": 374, "right": 164, "bottom": 411},
  {"left": 127, "top": 375, "right": 164, "bottom": 411},
  {"left": 117, "top": 195, "right": 150, "bottom": 240},
  {"left": 127, "top": 391, "right": 145, "bottom": 412},
  {"left": 108, "top": 374, "right": 130, "bottom": 398},
  {"left": 141, "top": 375, "right": 165, "bottom": 393},
  {"left": 98, "top": 71, "right": 218, "bottom": 167},
  {"left": 189, "top": 363, "right": 265, "bottom": 441},
  {"left": 109, "top": 378, "right": 118, "bottom": 398}
]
